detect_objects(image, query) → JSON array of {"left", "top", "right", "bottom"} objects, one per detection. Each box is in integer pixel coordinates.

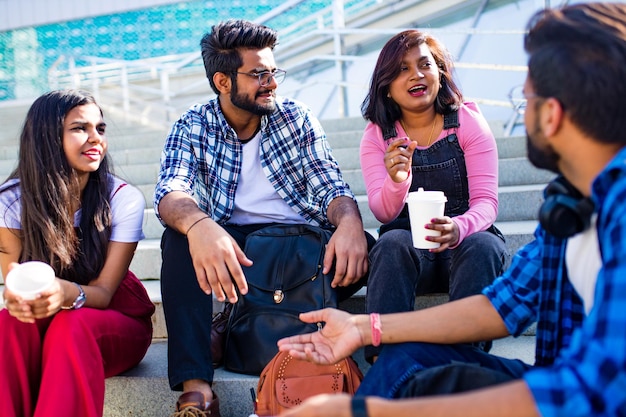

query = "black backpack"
[{"left": 223, "top": 224, "right": 337, "bottom": 375}]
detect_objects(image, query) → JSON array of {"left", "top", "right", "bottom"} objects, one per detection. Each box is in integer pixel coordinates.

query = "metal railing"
[{"left": 46, "top": 0, "right": 530, "bottom": 134}]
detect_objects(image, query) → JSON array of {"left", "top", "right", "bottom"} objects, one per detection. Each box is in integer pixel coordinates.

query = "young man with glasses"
[
  {"left": 278, "top": 3, "right": 626, "bottom": 416},
  {"left": 154, "top": 19, "right": 372, "bottom": 417}
]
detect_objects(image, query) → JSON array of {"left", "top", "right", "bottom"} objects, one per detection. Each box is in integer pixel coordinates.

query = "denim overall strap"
[
  {"left": 408, "top": 111, "right": 468, "bottom": 217},
  {"left": 380, "top": 111, "right": 469, "bottom": 234}
]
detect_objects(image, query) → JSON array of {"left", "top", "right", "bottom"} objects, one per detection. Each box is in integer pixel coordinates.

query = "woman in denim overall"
[{"left": 360, "top": 30, "right": 509, "bottom": 362}]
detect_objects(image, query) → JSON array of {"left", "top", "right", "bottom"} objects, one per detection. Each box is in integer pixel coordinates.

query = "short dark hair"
[
  {"left": 525, "top": 3, "right": 626, "bottom": 145},
  {"left": 200, "top": 19, "right": 278, "bottom": 94},
  {"left": 361, "top": 30, "right": 463, "bottom": 131}
]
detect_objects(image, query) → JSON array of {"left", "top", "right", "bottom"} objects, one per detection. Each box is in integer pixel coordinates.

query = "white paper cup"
[
  {"left": 5, "top": 261, "right": 55, "bottom": 300},
  {"left": 407, "top": 188, "right": 447, "bottom": 249}
]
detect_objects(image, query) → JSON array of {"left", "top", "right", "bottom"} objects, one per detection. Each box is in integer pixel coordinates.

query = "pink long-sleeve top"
[{"left": 359, "top": 102, "right": 499, "bottom": 247}]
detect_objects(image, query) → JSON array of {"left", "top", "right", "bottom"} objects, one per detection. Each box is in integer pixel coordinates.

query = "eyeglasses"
[
  {"left": 518, "top": 93, "right": 543, "bottom": 113},
  {"left": 234, "top": 69, "right": 287, "bottom": 87}
]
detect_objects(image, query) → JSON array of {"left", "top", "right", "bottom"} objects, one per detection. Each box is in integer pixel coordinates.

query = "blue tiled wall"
[{"left": 0, "top": 0, "right": 341, "bottom": 101}]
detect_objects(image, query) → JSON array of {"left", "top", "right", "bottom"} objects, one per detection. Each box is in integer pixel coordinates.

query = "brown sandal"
[{"left": 171, "top": 391, "right": 221, "bottom": 417}]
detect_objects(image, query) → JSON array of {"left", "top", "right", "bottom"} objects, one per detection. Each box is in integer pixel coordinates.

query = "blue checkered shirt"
[
  {"left": 154, "top": 96, "right": 354, "bottom": 227},
  {"left": 484, "top": 147, "right": 626, "bottom": 416}
]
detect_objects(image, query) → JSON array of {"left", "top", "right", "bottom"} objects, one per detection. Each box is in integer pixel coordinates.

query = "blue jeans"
[
  {"left": 357, "top": 342, "right": 531, "bottom": 398},
  {"left": 364, "top": 228, "right": 509, "bottom": 360},
  {"left": 160, "top": 225, "right": 264, "bottom": 390}
]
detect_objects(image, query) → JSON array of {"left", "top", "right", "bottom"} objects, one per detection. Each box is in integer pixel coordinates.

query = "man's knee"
[{"left": 396, "top": 362, "right": 517, "bottom": 398}]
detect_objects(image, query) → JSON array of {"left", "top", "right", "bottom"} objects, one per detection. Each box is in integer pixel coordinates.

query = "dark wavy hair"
[
  {"left": 200, "top": 19, "right": 278, "bottom": 95},
  {"left": 525, "top": 3, "right": 626, "bottom": 145},
  {"left": 1, "top": 89, "right": 113, "bottom": 284},
  {"left": 361, "top": 30, "right": 463, "bottom": 132}
]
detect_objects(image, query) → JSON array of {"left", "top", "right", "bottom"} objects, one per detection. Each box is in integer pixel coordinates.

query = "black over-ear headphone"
[{"left": 538, "top": 176, "right": 595, "bottom": 239}]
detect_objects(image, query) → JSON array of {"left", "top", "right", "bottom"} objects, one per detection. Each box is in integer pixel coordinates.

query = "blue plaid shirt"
[
  {"left": 154, "top": 96, "right": 354, "bottom": 227},
  {"left": 484, "top": 147, "right": 626, "bottom": 416}
]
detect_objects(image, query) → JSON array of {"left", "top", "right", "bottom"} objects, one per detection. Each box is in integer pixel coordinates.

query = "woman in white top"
[{"left": 0, "top": 90, "right": 154, "bottom": 417}]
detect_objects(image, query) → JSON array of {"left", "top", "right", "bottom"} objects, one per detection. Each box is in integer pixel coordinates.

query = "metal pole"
[
  {"left": 121, "top": 65, "right": 129, "bottom": 115},
  {"left": 160, "top": 70, "right": 171, "bottom": 122},
  {"left": 332, "top": 0, "right": 348, "bottom": 118},
  {"left": 90, "top": 57, "right": 99, "bottom": 99}
]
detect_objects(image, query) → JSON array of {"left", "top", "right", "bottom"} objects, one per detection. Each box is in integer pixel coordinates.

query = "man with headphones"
[{"left": 276, "top": 3, "right": 626, "bottom": 417}]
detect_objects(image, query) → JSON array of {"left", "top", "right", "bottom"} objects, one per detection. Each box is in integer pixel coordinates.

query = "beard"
[
  {"left": 526, "top": 119, "right": 560, "bottom": 174},
  {"left": 231, "top": 81, "right": 275, "bottom": 116}
]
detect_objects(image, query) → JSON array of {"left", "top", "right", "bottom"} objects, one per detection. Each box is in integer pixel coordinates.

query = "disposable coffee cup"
[
  {"left": 406, "top": 188, "right": 447, "bottom": 249},
  {"left": 5, "top": 261, "right": 55, "bottom": 300}
]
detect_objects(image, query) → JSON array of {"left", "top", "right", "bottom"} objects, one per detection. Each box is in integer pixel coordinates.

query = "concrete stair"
[{"left": 0, "top": 102, "right": 544, "bottom": 416}]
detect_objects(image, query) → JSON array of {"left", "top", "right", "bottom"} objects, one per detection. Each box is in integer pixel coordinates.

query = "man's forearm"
[
  {"left": 361, "top": 294, "right": 509, "bottom": 346},
  {"left": 327, "top": 196, "right": 363, "bottom": 228},
  {"left": 158, "top": 191, "right": 210, "bottom": 234}
]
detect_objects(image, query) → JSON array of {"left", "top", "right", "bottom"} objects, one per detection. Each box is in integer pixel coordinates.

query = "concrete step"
[
  {"left": 495, "top": 220, "right": 538, "bottom": 255},
  {"left": 320, "top": 117, "right": 368, "bottom": 134},
  {"left": 499, "top": 159, "right": 554, "bottom": 187},
  {"left": 109, "top": 147, "right": 163, "bottom": 166},
  {"left": 113, "top": 163, "right": 160, "bottom": 188},
  {"left": 495, "top": 184, "right": 547, "bottom": 222}
]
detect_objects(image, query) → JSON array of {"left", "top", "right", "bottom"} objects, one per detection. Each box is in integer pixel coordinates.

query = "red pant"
[{"left": 0, "top": 271, "right": 154, "bottom": 417}]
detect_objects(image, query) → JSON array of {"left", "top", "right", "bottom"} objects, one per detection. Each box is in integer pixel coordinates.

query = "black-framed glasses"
[{"left": 235, "top": 69, "right": 287, "bottom": 87}]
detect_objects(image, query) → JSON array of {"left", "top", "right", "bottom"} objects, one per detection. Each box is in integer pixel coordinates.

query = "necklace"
[{"left": 400, "top": 115, "right": 438, "bottom": 147}]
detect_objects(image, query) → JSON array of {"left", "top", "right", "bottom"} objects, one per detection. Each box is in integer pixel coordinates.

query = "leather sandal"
[{"left": 171, "top": 391, "right": 221, "bottom": 417}]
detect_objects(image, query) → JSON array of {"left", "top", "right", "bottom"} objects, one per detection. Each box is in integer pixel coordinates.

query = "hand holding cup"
[
  {"left": 5, "top": 261, "right": 55, "bottom": 300},
  {"left": 407, "top": 188, "right": 447, "bottom": 249}
]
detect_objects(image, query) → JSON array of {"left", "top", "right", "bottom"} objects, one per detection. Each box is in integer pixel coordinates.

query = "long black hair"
[{"left": 1, "top": 89, "right": 113, "bottom": 284}]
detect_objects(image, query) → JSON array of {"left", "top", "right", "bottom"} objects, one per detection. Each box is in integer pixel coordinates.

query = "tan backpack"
[{"left": 253, "top": 350, "right": 363, "bottom": 416}]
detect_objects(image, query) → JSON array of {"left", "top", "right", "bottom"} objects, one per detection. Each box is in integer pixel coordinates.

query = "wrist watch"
[{"left": 61, "top": 282, "right": 86, "bottom": 310}]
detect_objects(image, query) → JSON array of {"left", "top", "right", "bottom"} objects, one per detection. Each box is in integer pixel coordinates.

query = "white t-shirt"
[
  {"left": 565, "top": 215, "right": 601, "bottom": 315},
  {"left": 0, "top": 176, "right": 145, "bottom": 242},
  {"left": 228, "top": 132, "right": 307, "bottom": 225}
]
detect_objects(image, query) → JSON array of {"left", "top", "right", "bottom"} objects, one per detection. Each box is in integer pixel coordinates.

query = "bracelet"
[
  {"left": 351, "top": 397, "right": 368, "bottom": 417},
  {"left": 185, "top": 216, "right": 210, "bottom": 236},
  {"left": 370, "top": 313, "right": 382, "bottom": 347}
]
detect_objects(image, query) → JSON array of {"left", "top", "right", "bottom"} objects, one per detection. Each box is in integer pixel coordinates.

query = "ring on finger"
[{"left": 391, "top": 157, "right": 395, "bottom": 165}]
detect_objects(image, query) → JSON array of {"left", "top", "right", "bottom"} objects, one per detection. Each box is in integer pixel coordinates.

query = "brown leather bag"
[
  {"left": 253, "top": 351, "right": 363, "bottom": 416},
  {"left": 210, "top": 302, "right": 232, "bottom": 367}
]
